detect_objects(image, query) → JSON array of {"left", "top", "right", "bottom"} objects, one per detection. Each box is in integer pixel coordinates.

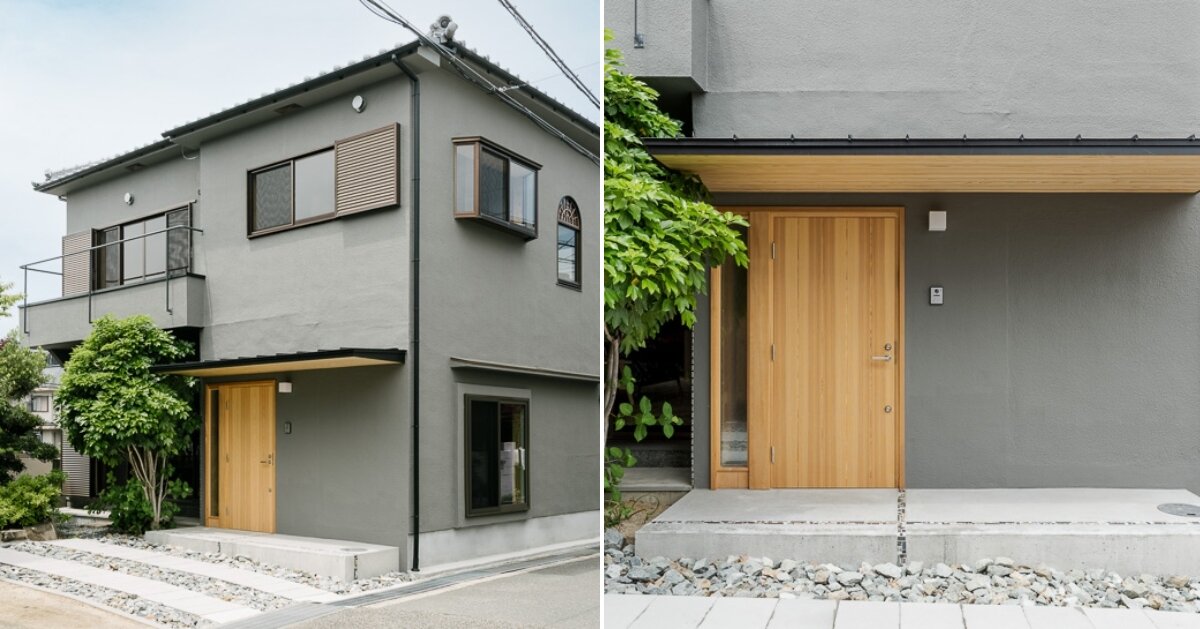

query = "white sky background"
[{"left": 0, "top": 0, "right": 600, "bottom": 336}]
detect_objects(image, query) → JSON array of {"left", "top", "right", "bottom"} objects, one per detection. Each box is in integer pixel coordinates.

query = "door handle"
[{"left": 871, "top": 355, "right": 892, "bottom": 361}]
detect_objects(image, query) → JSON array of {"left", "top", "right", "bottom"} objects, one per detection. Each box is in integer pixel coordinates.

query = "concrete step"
[
  {"left": 0, "top": 546, "right": 259, "bottom": 624},
  {"left": 48, "top": 538, "right": 338, "bottom": 602},
  {"left": 634, "top": 488, "right": 1200, "bottom": 575},
  {"left": 145, "top": 527, "right": 400, "bottom": 581}
]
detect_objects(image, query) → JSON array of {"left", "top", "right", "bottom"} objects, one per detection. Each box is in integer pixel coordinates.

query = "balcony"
[{"left": 19, "top": 224, "right": 205, "bottom": 350}]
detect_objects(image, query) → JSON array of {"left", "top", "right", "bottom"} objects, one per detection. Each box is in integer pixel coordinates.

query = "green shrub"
[
  {"left": 0, "top": 471, "right": 65, "bottom": 529},
  {"left": 91, "top": 471, "right": 192, "bottom": 535}
]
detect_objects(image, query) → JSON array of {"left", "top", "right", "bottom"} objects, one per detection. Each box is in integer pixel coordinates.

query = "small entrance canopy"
[
  {"left": 150, "top": 348, "right": 405, "bottom": 377},
  {"left": 643, "top": 137, "right": 1200, "bottom": 193}
]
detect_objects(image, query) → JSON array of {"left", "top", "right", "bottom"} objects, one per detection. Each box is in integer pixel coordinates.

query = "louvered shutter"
[
  {"left": 61, "top": 437, "right": 91, "bottom": 498},
  {"left": 61, "top": 231, "right": 92, "bottom": 296},
  {"left": 334, "top": 124, "right": 400, "bottom": 215}
]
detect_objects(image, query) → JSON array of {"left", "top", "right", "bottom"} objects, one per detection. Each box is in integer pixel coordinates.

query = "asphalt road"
[{"left": 293, "top": 556, "right": 601, "bottom": 629}]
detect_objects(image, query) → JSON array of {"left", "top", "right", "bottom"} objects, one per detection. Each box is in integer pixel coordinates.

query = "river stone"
[
  {"left": 875, "top": 563, "right": 904, "bottom": 580},
  {"left": 837, "top": 571, "right": 864, "bottom": 586}
]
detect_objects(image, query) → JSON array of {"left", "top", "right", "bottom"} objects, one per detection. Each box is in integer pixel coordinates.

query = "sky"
[{"left": 0, "top": 0, "right": 601, "bottom": 336}]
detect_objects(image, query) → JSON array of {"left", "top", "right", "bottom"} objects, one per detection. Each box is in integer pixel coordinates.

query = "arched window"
[{"left": 556, "top": 197, "right": 581, "bottom": 288}]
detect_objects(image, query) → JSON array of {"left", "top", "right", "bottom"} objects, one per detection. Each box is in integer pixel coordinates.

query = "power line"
[
  {"left": 355, "top": 0, "right": 599, "bottom": 166},
  {"left": 496, "top": 0, "right": 600, "bottom": 109}
]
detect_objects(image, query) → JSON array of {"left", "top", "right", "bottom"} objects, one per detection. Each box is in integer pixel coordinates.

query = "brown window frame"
[
  {"left": 464, "top": 395, "right": 531, "bottom": 518},
  {"left": 247, "top": 147, "right": 337, "bottom": 237},
  {"left": 91, "top": 205, "right": 192, "bottom": 291},
  {"left": 556, "top": 196, "right": 582, "bottom": 290},
  {"left": 452, "top": 136, "right": 541, "bottom": 240}
]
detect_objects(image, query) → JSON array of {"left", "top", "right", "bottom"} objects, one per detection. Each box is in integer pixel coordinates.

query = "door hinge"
[
  {"left": 771, "top": 241, "right": 776, "bottom": 259},
  {"left": 770, "top": 446, "right": 776, "bottom": 463}
]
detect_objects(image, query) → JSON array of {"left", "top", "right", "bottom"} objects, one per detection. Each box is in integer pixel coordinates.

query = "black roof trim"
[
  {"left": 644, "top": 137, "right": 1200, "bottom": 156},
  {"left": 32, "top": 139, "right": 174, "bottom": 193},
  {"left": 149, "top": 347, "right": 406, "bottom": 374}
]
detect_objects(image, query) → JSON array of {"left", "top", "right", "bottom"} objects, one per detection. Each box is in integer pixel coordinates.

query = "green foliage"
[
  {"left": 57, "top": 315, "right": 197, "bottom": 530},
  {"left": 0, "top": 278, "right": 19, "bottom": 320},
  {"left": 92, "top": 472, "right": 191, "bottom": 535},
  {"left": 603, "top": 31, "right": 748, "bottom": 521},
  {"left": 0, "top": 471, "right": 65, "bottom": 529},
  {"left": 0, "top": 331, "right": 55, "bottom": 483}
]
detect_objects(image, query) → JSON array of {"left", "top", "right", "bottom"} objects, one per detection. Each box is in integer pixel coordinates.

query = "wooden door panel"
[
  {"left": 212, "top": 382, "right": 276, "bottom": 533},
  {"left": 770, "top": 215, "right": 898, "bottom": 488}
]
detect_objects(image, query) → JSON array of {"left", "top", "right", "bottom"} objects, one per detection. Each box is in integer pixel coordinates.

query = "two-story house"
[{"left": 19, "top": 37, "right": 600, "bottom": 574}]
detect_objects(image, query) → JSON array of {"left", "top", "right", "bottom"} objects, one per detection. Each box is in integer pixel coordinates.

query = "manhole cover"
[{"left": 1158, "top": 503, "right": 1200, "bottom": 518}]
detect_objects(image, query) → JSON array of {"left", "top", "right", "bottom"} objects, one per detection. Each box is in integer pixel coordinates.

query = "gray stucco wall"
[
  {"left": 204, "top": 367, "right": 409, "bottom": 569},
  {"left": 714, "top": 192, "right": 1200, "bottom": 492},
  {"left": 608, "top": 0, "right": 1200, "bottom": 137},
  {"left": 63, "top": 156, "right": 199, "bottom": 234},
  {"left": 195, "top": 77, "right": 411, "bottom": 361},
  {"left": 414, "top": 68, "right": 601, "bottom": 535},
  {"left": 605, "top": 0, "right": 708, "bottom": 91}
]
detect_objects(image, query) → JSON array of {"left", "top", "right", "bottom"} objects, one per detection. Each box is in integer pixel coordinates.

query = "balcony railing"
[{"left": 19, "top": 224, "right": 204, "bottom": 335}]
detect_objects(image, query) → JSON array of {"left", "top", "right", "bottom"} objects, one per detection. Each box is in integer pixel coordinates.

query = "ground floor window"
[{"left": 466, "top": 396, "right": 529, "bottom": 516}]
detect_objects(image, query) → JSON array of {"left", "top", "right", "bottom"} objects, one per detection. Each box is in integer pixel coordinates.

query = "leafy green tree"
[
  {"left": 0, "top": 279, "right": 56, "bottom": 483},
  {"left": 57, "top": 315, "right": 197, "bottom": 530},
  {"left": 0, "top": 332, "right": 56, "bottom": 483},
  {"left": 604, "top": 32, "right": 748, "bottom": 513}
]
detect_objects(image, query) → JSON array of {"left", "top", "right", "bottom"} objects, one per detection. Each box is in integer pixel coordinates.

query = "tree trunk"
[{"left": 127, "top": 446, "right": 166, "bottom": 531}]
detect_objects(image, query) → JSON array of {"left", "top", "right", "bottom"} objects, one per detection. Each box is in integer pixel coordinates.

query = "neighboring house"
[
  {"left": 607, "top": 1, "right": 1200, "bottom": 492},
  {"left": 19, "top": 34, "right": 600, "bottom": 570},
  {"left": 17, "top": 365, "right": 93, "bottom": 504}
]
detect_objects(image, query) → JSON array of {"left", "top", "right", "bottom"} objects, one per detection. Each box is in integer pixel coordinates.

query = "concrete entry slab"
[
  {"left": 145, "top": 527, "right": 400, "bottom": 581},
  {"left": 906, "top": 489, "right": 1200, "bottom": 575},
  {"left": 635, "top": 489, "right": 896, "bottom": 563}
]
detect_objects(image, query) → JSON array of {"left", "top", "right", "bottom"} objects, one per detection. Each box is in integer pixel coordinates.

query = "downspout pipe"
[{"left": 392, "top": 53, "right": 421, "bottom": 573}]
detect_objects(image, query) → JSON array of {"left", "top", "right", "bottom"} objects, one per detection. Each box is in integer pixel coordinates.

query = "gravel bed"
[
  {"left": 9, "top": 541, "right": 291, "bottom": 612},
  {"left": 604, "top": 529, "right": 1200, "bottom": 612},
  {"left": 0, "top": 563, "right": 206, "bottom": 628},
  {"left": 98, "top": 534, "right": 415, "bottom": 594}
]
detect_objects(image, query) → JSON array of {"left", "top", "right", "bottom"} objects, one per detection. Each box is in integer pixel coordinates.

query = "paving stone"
[{"left": 835, "top": 601, "right": 899, "bottom": 629}]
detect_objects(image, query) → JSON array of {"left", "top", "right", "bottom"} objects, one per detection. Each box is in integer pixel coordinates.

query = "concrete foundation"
[
  {"left": 635, "top": 489, "right": 1200, "bottom": 574},
  {"left": 145, "top": 527, "right": 399, "bottom": 581}
]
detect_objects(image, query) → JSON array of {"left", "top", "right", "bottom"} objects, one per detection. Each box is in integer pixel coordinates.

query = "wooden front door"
[
  {"left": 204, "top": 381, "right": 276, "bottom": 532},
  {"left": 765, "top": 211, "right": 901, "bottom": 488}
]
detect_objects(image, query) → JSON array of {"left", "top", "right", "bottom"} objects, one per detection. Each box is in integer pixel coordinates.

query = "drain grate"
[{"left": 1158, "top": 503, "right": 1200, "bottom": 518}]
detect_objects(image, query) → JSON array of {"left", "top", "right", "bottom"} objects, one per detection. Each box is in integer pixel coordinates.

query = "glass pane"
[
  {"left": 469, "top": 400, "right": 500, "bottom": 511},
  {"left": 455, "top": 144, "right": 475, "bottom": 215},
  {"left": 499, "top": 402, "right": 527, "bottom": 506},
  {"left": 166, "top": 208, "right": 190, "bottom": 275},
  {"left": 98, "top": 227, "right": 120, "bottom": 288},
  {"left": 294, "top": 150, "right": 334, "bottom": 221},
  {"left": 253, "top": 164, "right": 293, "bottom": 231},
  {"left": 509, "top": 161, "right": 536, "bottom": 228},
  {"left": 719, "top": 225, "right": 749, "bottom": 467},
  {"left": 557, "top": 225, "right": 578, "bottom": 283},
  {"left": 144, "top": 216, "right": 166, "bottom": 278},
  {"left": 209, "top": 390, "right": 219, "bottom": 518},
  {"left": 122, "top": 221, "right": 144, "bottom": 282},
  {"left": 478, "top": 149, "right": 506, "bottom": 220}
]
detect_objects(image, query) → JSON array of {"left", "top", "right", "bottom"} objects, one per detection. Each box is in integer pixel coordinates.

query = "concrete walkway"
[
  {"left": 605, "top": 596, "right": 1200, "bottom": 629},
  {"left": 0, "top": 546, "right": 259, "bottom": 624},
  {"left": 49, "top": 538, "right": 338, "bottom": 602}
]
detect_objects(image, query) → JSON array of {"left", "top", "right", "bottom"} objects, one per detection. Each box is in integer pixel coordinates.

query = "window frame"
[
  {"left": 463, "top": 394, "right": 531, "bottom": 518},
  {"left": 28, "top": 395, "right": 50, "bottom": 413},
  {"left": 452, "top": 136, "right": 541, "bottom": 240},
  {"left": 91, "top": 205, "right": 192, "bottom": 291},
  {"left": 247, "top": 146, "right": 337, "bottom": 237},
  {"left": 556, "top": 196, "right": 582, "bottom": 290}
]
